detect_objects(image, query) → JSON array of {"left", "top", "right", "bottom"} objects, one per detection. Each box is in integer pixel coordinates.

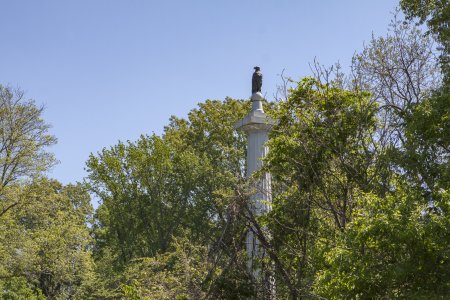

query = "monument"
[{"left": 235, "top": 67, "right": 276, "bottom": 298}]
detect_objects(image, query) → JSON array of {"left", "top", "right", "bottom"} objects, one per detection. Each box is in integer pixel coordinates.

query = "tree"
[
  {"left": 86, "top": 99, "right": 254, "bottom": 298},
  {"left": 351, "top": 16, "right": 439, "bottom": 128},
  {"left": 314, "top": 180, "right": 450, "bottom": 299},
  {"left": 87, "top": 134, "right": 210, "bottom": 265},
  {"left": 0, "top": 179, "right": 95, "bottom": 299},
  {"left": 244, "top": 17, "right": 448, "bottom": 299},
  {"left": 400, "top": 0, "right": 449, "bottom": 70},
  {"left": 258, "top": 77, "right": 378, "bottom": 299},
  {"left": 0, "top": 85, "right": 56, "bottom": 217},
  {"left": 119, "top": 236, "right": 209, "bottom": 300},
  {"left": 395, "top": 1, "right": 450, "bottom": 198},
  {"left": 350, "top": 16, "right": 445, "bottom": 196},
  {"left": 0, "top": 85, "right": 95, "bottom": 299},
  {"left": 308, "top": 14, "right": 450, "bottom": 298},
  {"left": 83, "top": 13, "right": 447, "bottom": 299}
]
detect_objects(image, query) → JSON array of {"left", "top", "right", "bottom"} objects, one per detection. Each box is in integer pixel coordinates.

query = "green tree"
[
  {"left": 400, "top": 0, "right": 449, "bottom": 69},
  {"left": 307, "top": 13, "right": 449, "bottom": 298},
  {"left": 256, "top": 77, "right": 378, "bottom": 299},
  {"left": 119, "top": 235, "right": 209, "bottom": 300},
  {"left": 87, "top": 134, "right": 210, "bottom": 264},
  {"left": 0, "top": 179, "right": 95, "bottom": 299},
  {"left": 83, "top": 13, "right": 447, "bottom": 298},
  {"left": 0, "top": 85, "right": 95, "bottom": 299},
  {"left": 87, "top": 99, "right": 253, "bottom": 298},
  {"left": 0, "top": 85, "right": 56, "bottom": 218},
  {"left": 314, "top": 181, "right": 450, "bottom": 298}
]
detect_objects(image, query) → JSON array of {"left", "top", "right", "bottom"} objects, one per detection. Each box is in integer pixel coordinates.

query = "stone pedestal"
[{"left": 235, "top": 92, "right": 276, "bottom": 297}]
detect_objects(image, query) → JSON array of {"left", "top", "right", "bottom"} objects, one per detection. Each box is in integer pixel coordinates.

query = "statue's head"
[{"left": 254, "top": 66, "right": 260, "bottom": 71}]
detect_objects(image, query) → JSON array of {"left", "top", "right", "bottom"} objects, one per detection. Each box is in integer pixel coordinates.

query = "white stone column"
[{"left": 235, "top": 92, "right": 276, "bottom": 296}]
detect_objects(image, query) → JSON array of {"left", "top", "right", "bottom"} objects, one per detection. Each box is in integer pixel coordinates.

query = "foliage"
[
  {"left": 85, "top": 35, "right": 447, "bottom": 297},
  {"left": 351, "top": 15, "right": 439, "bottom": 132},
  {"left": 0, "top": 85, "right": 56, "bottom": 218},
  {"left": 400, "top": 0, "right": 449, "bottom": 70},
  {"left": 400, "top": 83, "right": 450, "bottom": 193},
  {"left": 0, "top": 179, "right": 95, "bottom": 299},
  {"left": 314, "top": 184, "right": 450, "bottom": 298},
  {"left": 2, "top": 3, "right": 449, "bottom": 298},
  {"left": 86, "top": 99, "right": 254, "bottom": 298},
  {"left": 260, "top": 77, "right": 378, "bottom": 298},
  {"left": 119, "top": 236, "right": 208, "bottom": 300},
  {"left": 0, "top": 276, "right": 45, "bottom": 300},
  {"left": 306, "top": 13, "right": 449, "bottom": 299},
  {"left": 87, "top": 134, "right": 209, "bottom": 263},
  {"left": 0, "top": 86, "right": 94, "bottom": 299}
]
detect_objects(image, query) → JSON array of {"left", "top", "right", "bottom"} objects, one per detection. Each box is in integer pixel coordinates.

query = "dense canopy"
[{"left": 1, "top": 1, "right": 449, "bottom": 298}]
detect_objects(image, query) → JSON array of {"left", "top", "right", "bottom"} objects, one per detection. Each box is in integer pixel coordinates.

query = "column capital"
[{"left": 235, "top": 109, "right": 277, "bottom": 133}]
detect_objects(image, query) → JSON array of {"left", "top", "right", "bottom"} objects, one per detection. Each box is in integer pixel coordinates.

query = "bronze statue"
[{"left": 252, "top": 66, "right": 262, "bottom": 94}]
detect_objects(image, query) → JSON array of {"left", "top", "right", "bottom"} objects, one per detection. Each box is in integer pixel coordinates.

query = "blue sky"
[{"left": 1, "top": 0, "right": 398, "bottom": 185}]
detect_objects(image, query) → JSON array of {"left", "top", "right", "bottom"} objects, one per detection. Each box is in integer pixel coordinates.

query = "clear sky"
[{"left": 1, "top": 0, "right": 399, "bottom": 185}]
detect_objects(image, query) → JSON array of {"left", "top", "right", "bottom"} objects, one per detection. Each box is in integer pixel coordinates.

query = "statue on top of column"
[{"left": 252, "top": 66, "right": 262, "bottom": 94}]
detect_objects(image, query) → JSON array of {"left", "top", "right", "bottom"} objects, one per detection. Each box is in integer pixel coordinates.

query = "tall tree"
[
  {"left": 259, "top": 77, "right": 378, "bottom": 299},
  {"left": 310, "top": 13, "right": 450, "bottom": 299},
  {"left": 0, "top": 85, "right": 56, "bottom": 217},
  {"left": 350, "top": 17, "right": 444, "bottom": 194},
  {"left": 86, "top": 99, "right": 254, "bottom": 298}
]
